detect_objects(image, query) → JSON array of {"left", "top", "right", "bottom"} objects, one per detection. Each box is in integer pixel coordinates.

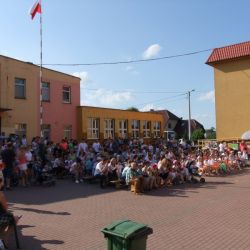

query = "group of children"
[{"left": 0, "top": 136, "right": 249, "bottom": 191}]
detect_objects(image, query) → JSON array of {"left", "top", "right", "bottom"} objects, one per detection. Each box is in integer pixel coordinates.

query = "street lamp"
[{"left": 188, "top": 89, "right": 195, "bottom": 141}]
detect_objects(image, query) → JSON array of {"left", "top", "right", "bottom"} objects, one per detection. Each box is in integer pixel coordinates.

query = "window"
[
  {"left": 62, "top": 86, "right": 71, "bottom": 103},
  {"left": 153, "top": 121, "right": 161, "bottom": 138},
  {"left": 41, "top": 124, "right": 51, "bottom": 139},
  {"left": 42, "top": 82, "right": 50, "bottom": 101},
  {"left": 104, "top": 119, "right": 115, "bottom": 139},
  {"left": 87, "top": 118, "right": 99, "bottom": 139},
  {"left": 64, "top": 125, "right": 72, "bottom": 139},
  {"left": 131, "top": 120, "right": 140, "bottom": 138},
  {"left": 168, "top": 123, "right": 172, "bottom": 129},
  {"left": 14, "top": 123, "right": 27, "bottom": 138},
  {"left": 143, "top": 121, "right": 151, "bottom": 138},
  {"left": 15, "top": 78, "right": 26, "bottom": 99},
  {"left": 118, "top": 120, "right": 127, "bottom": 138}
]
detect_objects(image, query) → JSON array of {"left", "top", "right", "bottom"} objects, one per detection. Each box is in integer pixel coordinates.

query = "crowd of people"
[{"left": 0, "top": 135, "right": 249, "bottom": 192}]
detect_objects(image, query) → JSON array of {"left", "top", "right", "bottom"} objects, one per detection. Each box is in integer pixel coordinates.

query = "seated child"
[{"left": 70, "top": 158, "right": 83, "bottom": 184}]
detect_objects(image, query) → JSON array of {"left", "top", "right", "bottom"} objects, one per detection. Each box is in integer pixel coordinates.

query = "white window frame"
[
  {"left": 87, "top": 118, "right": 99, "bottom": 139},
  {"left": 143, "top": 121, "right": 151, "bottom": 138},
  {"left": 119, "top": 120, "right": 127, "bottom": 139},
  {"left": 15, "top": 78, "right": 26, "bottom": 99},
  {"left": 104, "top": 119, "right": 115, "bottom": 139},
  {"left": 42, "top": 82, "right": 50, "bottom": 102},
  {"left": 131, "top": 120, "right": 140, "bottom": 138},
  {"left": 63, "top": 86, "right": 71, "bottom": 103},
  {"left": 14, "top": 123, "right": 27, "bottom": 138},
  {"left": 64, "top": 125, "right": 72, "bottom": 140},
  {"left": 153, "top": 121, "right": 161, "bottom": 138},
  {"left": 41, "top": 124, "right": 51, "bottom": 139}
]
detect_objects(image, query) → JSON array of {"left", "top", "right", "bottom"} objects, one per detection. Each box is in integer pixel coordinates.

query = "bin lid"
[{"left": 101, "top": 220, "right": 152, "bottom": 239}]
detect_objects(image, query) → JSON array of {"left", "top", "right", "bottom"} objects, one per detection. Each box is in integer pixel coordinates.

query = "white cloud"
[
  {"left": 72, "top": 71, "right": 91, "bottom": 85},
  {"left": 124, "top": 65, "right": 139, "bottom": 75},
  {"left": 198, "top": 90, "right": 215, "bottom": 103},
  {"left": 82, "top": 89, "right": 134, "bottom": 106},
  {"left": 139, "top": 104, "right": 164, "bottom": 112},
  {"left": 142, "top": 44, "right": 162, "bottom": 59},
  {"left": 125, "top": 66, "right": 133, "bottom": 71}
]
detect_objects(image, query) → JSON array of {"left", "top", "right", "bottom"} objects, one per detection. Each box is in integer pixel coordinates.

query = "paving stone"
[{"left": 5, "top": 169, "right": 250, "bottom": 249}]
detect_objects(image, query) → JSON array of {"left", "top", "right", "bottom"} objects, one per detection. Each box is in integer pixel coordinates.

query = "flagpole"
[{"left": 40, "top": 0, "right": 43, "bottom": 138}]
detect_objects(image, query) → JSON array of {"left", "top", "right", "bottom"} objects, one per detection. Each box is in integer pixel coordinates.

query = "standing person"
[
  {"left": 21, "top": 135, "right": 27, "bottom": 146},
  {"left": 38, "top": 138, "right": 47, "bottom": 166},
  {"left": 219, "top": 142, "right": 225, "bottom": 153},
  {"left": 17, "top": 146, "right": 28, "bottom": 187},
  {"left": 25, "top": 146, "right": 33, "bottom": 185},
  {"left": 92, "top": 140, "right": 101, "bottom": 154},
  {"left": 77, "top": 138, "right": 88, "bottom": 156},
  {"left": 1, "top": 143, "right": 16, "bottom": 190}
]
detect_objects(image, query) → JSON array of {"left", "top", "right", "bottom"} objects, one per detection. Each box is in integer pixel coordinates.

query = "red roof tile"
[{"left": 206, "top": 41, "right": 250, "bottom": 65}]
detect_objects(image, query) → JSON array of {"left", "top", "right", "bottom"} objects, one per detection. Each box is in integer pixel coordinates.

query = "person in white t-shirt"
[
  {"left": 94, "top": 157, "right": 109, "bottom": 188},
  {"left": 219, "top": 142, "right": 225, "bottom": 153}
]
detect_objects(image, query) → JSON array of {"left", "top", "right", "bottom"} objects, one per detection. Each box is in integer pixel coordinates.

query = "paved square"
[{"left": 7, "top": 169, "right": 250, "bottom": 250}]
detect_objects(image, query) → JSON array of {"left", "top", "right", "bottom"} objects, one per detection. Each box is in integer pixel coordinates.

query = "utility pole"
[{"left": 188, "top": 89, "right": 195, "bottom": 141}]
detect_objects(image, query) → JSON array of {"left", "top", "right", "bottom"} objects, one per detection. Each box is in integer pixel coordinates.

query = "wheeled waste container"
[{"left": 101, "top": 219, "right": 153, "bottom": 250}]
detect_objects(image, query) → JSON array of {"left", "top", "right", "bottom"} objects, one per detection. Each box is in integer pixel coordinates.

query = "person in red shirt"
[
  {"left": 240, "top": 141, "right": 247, "bottom": 152},
  {"left": 59, "top": 139, "right": 68, "bottom": 159}
]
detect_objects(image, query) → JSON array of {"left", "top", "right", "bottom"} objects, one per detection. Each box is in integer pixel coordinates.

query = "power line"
[
  {"left": 140, "top": 96, "right": 187, "bottom": 108},
  {"left": 81, "top": 87, "right": 213, "bottom": 94},
  {"left": 42, "top": 48, "right": 212, "bottom": 67},
  {"left": 81, "top": 87, "right": 186, "bottom": 94},
  {"left": 135, "top": 93, "right": 187, "bottom": 107}
]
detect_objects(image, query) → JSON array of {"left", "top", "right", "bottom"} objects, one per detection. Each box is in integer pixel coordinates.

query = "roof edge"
[
  {"left": 0, "top": 54, "right": 81, "bottom": 80},
  {"left": 79, "top": 105, "right": 163, "bottom": 115}
]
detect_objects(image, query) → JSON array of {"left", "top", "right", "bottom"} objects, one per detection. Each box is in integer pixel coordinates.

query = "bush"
[{"left": 191, "top": 129, "right": 205, "bottom": 141}]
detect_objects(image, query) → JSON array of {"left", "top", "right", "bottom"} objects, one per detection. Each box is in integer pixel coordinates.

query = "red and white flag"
[{"left": 30, "top": 0, "right": 42, "bottom": 20}]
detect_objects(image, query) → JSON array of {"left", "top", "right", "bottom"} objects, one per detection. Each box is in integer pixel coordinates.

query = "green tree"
[
  {"left": 206, "top": 127, "right": 216, "bottom": 139},
  {"left": 126, "top": 107, "right": 139, "bottom": 112},
  {"left": 191, "top": 129, "right": 205, "bottom": 141}
]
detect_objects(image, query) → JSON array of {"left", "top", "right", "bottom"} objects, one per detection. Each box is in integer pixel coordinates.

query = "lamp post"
[{"left": 188, "top": 89, "right": 195, "bottom": 141}]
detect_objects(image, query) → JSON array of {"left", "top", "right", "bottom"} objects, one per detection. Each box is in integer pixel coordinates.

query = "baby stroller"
[
  {"left": 33, "top": 162, "right": 56, "bottom": 187},
  {"left": 186, "top": 160, "right": 205, "bottom": 184}
]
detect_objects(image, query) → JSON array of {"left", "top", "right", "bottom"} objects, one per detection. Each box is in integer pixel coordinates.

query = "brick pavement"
[{"left": 6, "top": 168, "right": 250, "bottom": 250}]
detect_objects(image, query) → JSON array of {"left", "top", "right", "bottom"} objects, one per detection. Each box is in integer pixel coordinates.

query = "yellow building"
[
  {"left": 207, "top": 41, "right": 250, "bottom": 140},
  {"left": 77, "top": 106, "right": 165, "bottom": 140}
]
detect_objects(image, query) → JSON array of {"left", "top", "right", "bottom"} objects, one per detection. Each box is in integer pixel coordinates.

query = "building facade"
[
  {"left": 77, "top": 106, "right": 164, "bottom": 141},
  {"left": 0, "top": 55, "right": 80, "bottom": 142},
  {"left": 207, "top": 41, "right": 250, "bottom": 140}
]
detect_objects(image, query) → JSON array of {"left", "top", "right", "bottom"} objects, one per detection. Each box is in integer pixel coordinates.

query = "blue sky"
[{"left": 1, "top": 0, "right": 250, "bottom": 129}]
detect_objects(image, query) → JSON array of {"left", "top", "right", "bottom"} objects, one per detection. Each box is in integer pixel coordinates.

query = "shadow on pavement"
[
  {"left": 8, "top": 225, "right": 64, "bottom": 250},
  {"left": 145, "top": 180, "right": 235, "bottom": 197},
  {"left": 6, "top": 169, "right": 249, "bottom": 205},
  {"left": 10, "top": 207, "right": 71, "bottom": 216},
  {"left": 6, "top": 179, "right": 115, "bottom": 205}
]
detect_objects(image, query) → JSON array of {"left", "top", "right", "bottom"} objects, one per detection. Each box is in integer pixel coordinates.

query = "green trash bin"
[{"left": 101, "top": 219, "right": 153, "bottom": 250}]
